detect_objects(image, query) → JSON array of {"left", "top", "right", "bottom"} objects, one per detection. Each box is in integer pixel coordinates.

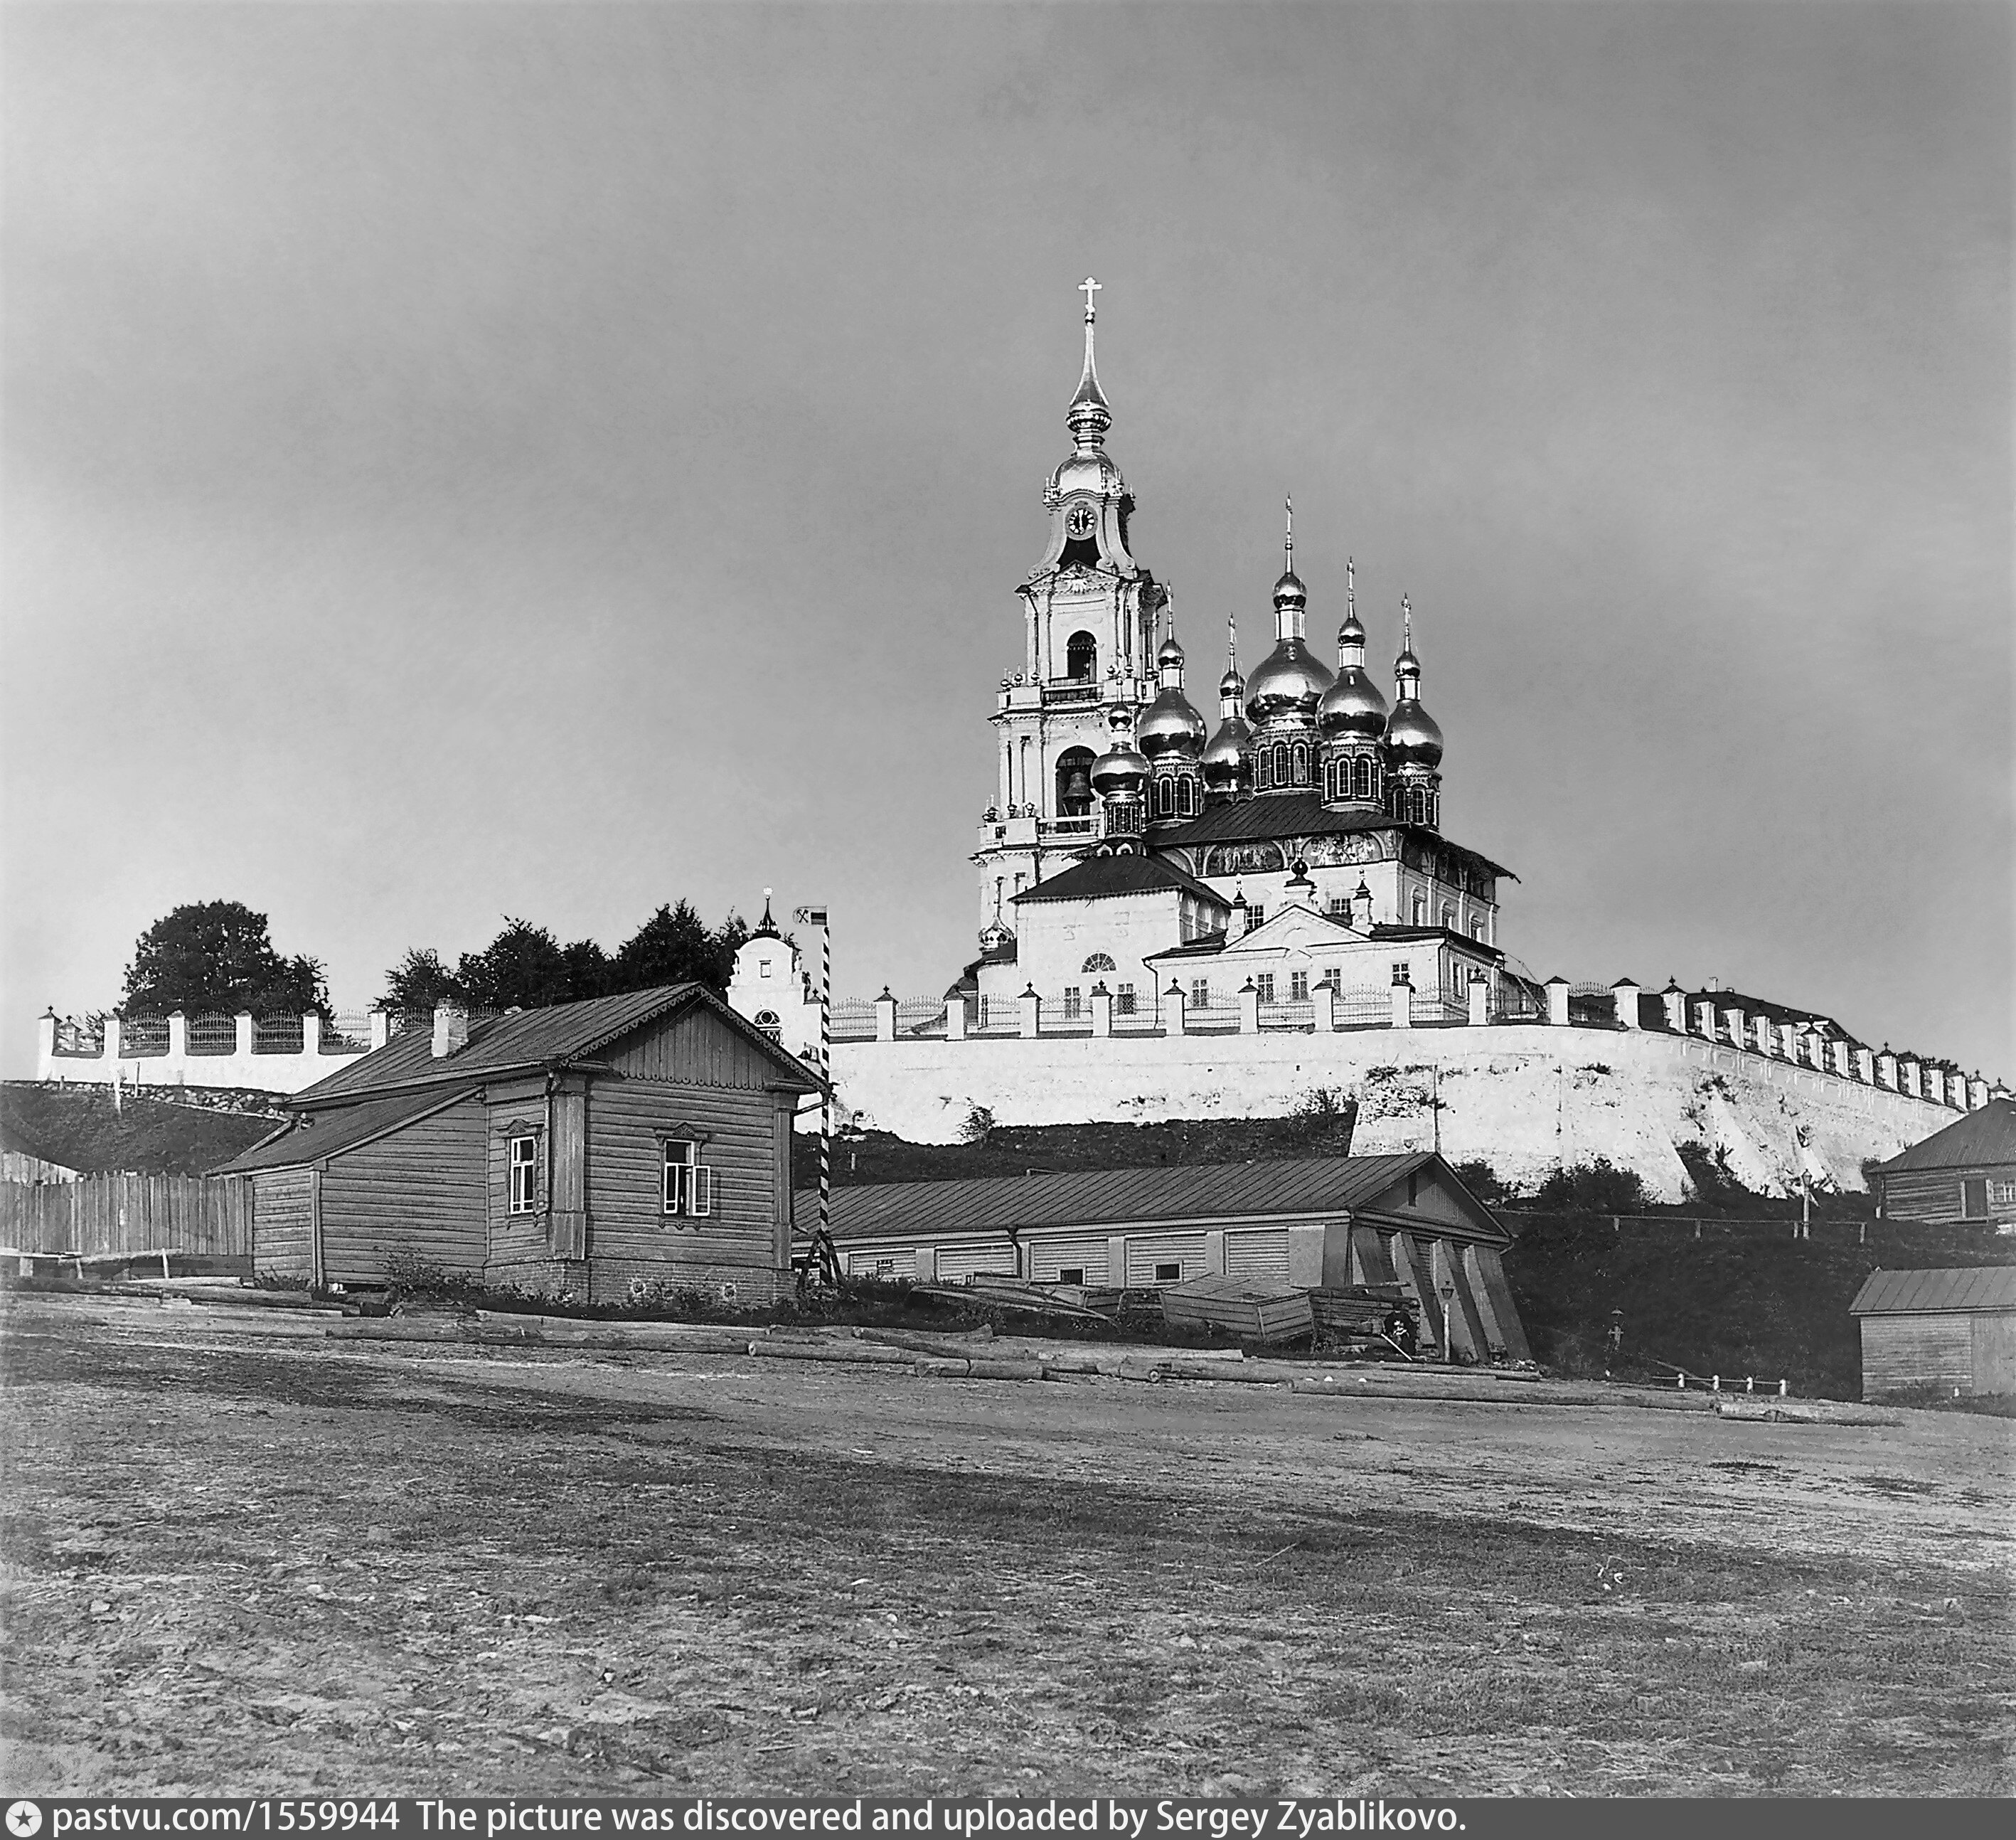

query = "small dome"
[
  {"left": 1138, "top": 686, "right": 1207, "bottom": 760},
  {"left": 1385, "top": 698, "right": 1444, "bottom": 767},
  {"left": 1219, "top": 663, "right": 1245, "bottom": 701},
  {"left": 1156, "top": 632, "right": 1185, "bottom": 670},
  {"left": 1338, "top": 609, "right": 1366, "bottom": 650},
  {"left": 1051, "top": 450, "right": 1125, "bottom": 502},
  {"left": 1246, "top": 639, "right": 1334, "bottom": 726},
  {"left": 1090, "top": 738, "right": 1149, "bottom": 797},
  {"left": 1273, "top": 569, "right": 1307, "bottom": 609},
  {"left": 1200, "top": 714, "right": 1252, "bottom": 791},
  {"left": 1318, "top": 666, "right": 1388, "bottom": 740}
]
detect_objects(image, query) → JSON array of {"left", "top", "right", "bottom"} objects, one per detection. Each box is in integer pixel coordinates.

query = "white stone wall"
[
  {"left": 35, "top": 1011, "right": 375, "bottom": 1097},
  {"left": 829, "top": 1023, "right": 1956, "bottom": 1201}
]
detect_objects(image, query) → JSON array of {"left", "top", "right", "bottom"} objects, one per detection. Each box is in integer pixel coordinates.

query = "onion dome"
[
  {"left": 1139, "top": 687, "right": 1206, "bottom": 760},
  {"left": 1272, "top": 568, "right": 1308, "bottom": 612},
  {"left": 1219, "top": 661, "right": 1244, "bottom": 701},
  {"left": 1318, "top": 597, "right": 1388, "bottom": 740},
  {"left": 1156, "top": 632, "right": 1185, "bottom": 671},
  {"left": 1247, "top": 639, "right": 1333, "bottom": 726},
  {"left": 1200, "top": 715, "right": 1252, "bottom": 792},
  {"left": 1385, "top": 600, "right": 1443, "bottom": 767},
  {"left": 1090, "top": 708, "right": 1149, "bottom": 798}
]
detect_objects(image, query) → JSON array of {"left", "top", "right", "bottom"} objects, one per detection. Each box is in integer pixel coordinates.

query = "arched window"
[
  {"left": 1055, "top": 747, "right": 1096, "bottom": 816},
  {"left": 1255, "top": 750, "right": 1271, "bottom": 791},
  {"left": 1291, "top": 743, "right": 1308, "bottom": 784},
  {"left": 1354, "top": 756, "right": 1372, "bottom": 801},
  {"left": 1273, "top": 743, "right": 1289, "bottom": 785},
  {"left": 1082, "top": 952, "right": 1116, "bottom": 974},
  {"left": 1065, "top": 631, "right": 1097, "bottom": 681},
  {"left": 754, "top": 1010, "right": 781, "bottom": 1043}
]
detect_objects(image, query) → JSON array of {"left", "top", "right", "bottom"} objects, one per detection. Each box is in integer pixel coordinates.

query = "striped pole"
[{"left": 794, "top": 903, "right": 833, "bottom": 1282}]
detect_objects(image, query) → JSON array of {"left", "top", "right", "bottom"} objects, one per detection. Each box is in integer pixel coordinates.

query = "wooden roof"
[
  {"left": 1850, "top": 1266, "right": 2016, "bottom": 1316},
  {"left": 287, "top": 984, "right": 818, "bottom": 1109},
  {"left": 1869, "top": 1100, "right": 2016, "bottom": 1176},
  {"left": 826, "top": 1152, "right": 1504, "bottom": 1245}
]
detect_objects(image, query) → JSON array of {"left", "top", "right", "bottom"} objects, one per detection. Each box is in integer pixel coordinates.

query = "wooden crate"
[{"left": 1161, "top": 1275, "right": 1315, "bottom": 1345}]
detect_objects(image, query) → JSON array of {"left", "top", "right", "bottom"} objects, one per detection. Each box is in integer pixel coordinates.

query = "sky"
[{"left": 3, "top": 1, "right": 2010, "bottom": 1080}]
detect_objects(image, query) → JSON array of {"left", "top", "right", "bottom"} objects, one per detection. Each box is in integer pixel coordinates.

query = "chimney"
[{"left": 432, "top": 1000, "right": 469, "bottom": 1059}]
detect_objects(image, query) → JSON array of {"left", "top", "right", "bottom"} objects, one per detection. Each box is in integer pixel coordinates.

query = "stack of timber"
[
  {"left": 1312, "top": 1285, "right": 1419, "bottom": 1351},
  {"left": 1160, "top": 1274, "right": 1315, "bottom": 1345},
  {"left": 910, "top": 1276, "right": 1109, "bottom": 1321},
  {"left": 1081, "top": 1286, "right": 1168, "bottom": 1332}
]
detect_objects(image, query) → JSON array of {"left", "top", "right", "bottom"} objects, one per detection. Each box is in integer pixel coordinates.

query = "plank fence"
[{"left": 0, "top": 1174, "right": 253, "bottom": 1259}]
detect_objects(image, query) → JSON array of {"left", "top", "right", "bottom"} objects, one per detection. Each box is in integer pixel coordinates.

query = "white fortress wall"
[{"left": 829, "top": 1024, "right": 1952, "bottom": 1202}]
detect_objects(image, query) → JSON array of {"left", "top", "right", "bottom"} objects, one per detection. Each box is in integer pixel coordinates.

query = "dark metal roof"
[
  {"left": 1013, "top": 853, "right": 1227, "bottom": 909},
  {"left": 1870, "top": 1100, "right": 2016, "bottom": 1176},
  {"left": 1158, "top": 794, "right": 1516, "bottom": 879},
  {"left": 1850, "top": 1266, "right": 2016, "bottom": 1315},
  {"left": 220, "top": 1089, "right": 467, "bottom": 1173},
  {"left": 289, "top": 984, "right": 818, "bottom": 1108},
  {"left": 827, "top": 1152, "right": 1500, "bottom": 1244}
]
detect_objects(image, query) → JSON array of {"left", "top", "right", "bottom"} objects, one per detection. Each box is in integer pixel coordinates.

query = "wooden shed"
[
  {"left": 826, "top": 1151, "right": 1530, "bottom": 1363},
  {"left": 220, "top": 984, "right": 819, "bottom": 1304},
  {"left": 1867, "top": 1100, "right": 2016, "bottom": 1228},
  {"left": 1848, "top": 1267, "right": 2016, "bottom": 1402}
]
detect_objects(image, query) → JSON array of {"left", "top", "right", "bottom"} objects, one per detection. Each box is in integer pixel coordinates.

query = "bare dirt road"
[{"left": 3, "top": 1292, "right": 2011, "bottom": 1797}]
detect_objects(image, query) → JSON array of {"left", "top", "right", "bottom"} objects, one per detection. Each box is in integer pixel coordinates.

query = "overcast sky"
[{"left": 4, "top": 1, "right": 2010, "bottom": 1080}]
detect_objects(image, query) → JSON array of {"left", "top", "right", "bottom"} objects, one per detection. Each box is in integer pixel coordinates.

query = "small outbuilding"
[
  {"left": 1867, "top": 1100, "right": 2016, "bottom": 1228},
  {"left": 1848, "top": 1267, "right": 2016, "bottom": 1402},
  {"left": 825, "top": 1151, "right": 1530, "bottom": 1363},
  {"left": 220, "top": 985, "right": 820, "bottom": 1303}
]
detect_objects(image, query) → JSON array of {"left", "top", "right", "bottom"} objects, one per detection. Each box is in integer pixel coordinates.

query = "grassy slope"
[{"left": 1, "top": 1083, "right": 283, "bottom": 1176}]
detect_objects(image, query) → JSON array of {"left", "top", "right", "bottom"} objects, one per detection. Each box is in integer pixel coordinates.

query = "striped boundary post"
[{"left": 794, "top": 903, "right": 833, "bottom": 1282}]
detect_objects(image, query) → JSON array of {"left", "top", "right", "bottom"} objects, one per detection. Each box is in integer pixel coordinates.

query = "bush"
[
  {"left": 1451, "top": 1159, "right": 1508, "bottom": 1206},
  {"left": 1530, "top": 1158, "right": 1649, "bottom": 1216}
]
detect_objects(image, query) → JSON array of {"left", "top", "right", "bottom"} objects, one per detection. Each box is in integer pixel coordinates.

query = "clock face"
[{"left": 1064, "top": 501, "right": 1097, "bottom": 541}]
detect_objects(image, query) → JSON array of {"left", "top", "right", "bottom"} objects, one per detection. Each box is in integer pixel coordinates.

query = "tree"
[
  {"left": 612, "top": 901, "right": 749, "bottom": 994},
  {"left": 122, "top": 901, "right": 329, "bottom": 1018},
  {"left": 455, "top": 920, "right": 573, "bottom": 1011},
  {"left": 383, "top": 948, "right": 464, "bottom": 1013}
]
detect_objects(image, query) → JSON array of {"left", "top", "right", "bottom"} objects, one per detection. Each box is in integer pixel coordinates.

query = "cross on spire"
[
  {"left": 1079, "top": 275, "right": 1102, "bottom": 321},
  {"left": 1284, "top": 495, "right": 1294, "bottom": 562},
  {"left": 1346, "top": 555, "right": 1355, "bottom": 612},
  {"left": 1402, "top": 594, "right": 1413, "bottom": 652}
]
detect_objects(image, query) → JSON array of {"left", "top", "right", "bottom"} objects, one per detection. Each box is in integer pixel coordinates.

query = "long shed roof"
[
  {"left": 220, "top": 1088, "right": 466, "bottom": 1174},
  {"left": 826, "top": 1152, "right": 1492, "bottom": 1244},
  {"left": 1849, "top": 1266, "right": 2016, "bottom": 1316},
  {"left": 1869, "top": 1100, "right": 2016, "bottom": 1176}
]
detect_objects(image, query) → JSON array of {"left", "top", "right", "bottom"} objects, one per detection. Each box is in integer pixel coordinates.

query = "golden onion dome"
[
  {"left": 1385, "top": 698, "right": 1444, "bottom": 768},
  {"left": 1246, "top": 639, "right": 1334, "bottom": 727},
  {"left": 1138, "top": 686, "right": 1207, "bottom": 760},
  {"left": 1091, "top": 736, "right": 1150, "bottom": 797},
  {"left": 1318, "top": 666, "right": 1388, "bottom": 740},
  {"left": 1156, "top": 632, "right": 1185, "bottom": 671},
  {"left": 1219, "top": 662, "right": 1245, "bottom": 701},
  {"left": 1200, "top": 714, "right": 1252, "bottom": 790},
  {"left": 1272, "top": 568, "right": 1308, "bottom": 610}
]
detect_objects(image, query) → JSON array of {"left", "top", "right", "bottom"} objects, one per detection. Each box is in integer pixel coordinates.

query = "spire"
[
  {"left": 754, "top": 888, "right": 780, "bottom": 940},
  {"left": 1067, "top": 276, "right": 1111, "bottom": 446},
  {"left": 1284, "top": 496, "right": 1294, "bottom": 571}
]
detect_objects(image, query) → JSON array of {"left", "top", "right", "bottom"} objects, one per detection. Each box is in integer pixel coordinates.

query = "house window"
[
  {"left": 508, "top": 1135, "right": 539, "bottom": 1215},
  {"left": 663, "top": 1139, "right": 713, "bottom": 1218},
  {"left": 1961, "top": 1178, "right": 1988, "bottom": 1218},
  {"left": 1190, "top": 979, "right": 1210, "bottom": 1009},
  {"left": 1990, "top": 1179, "right": 2016, "bottom": 1208},
  {"left": 1154, "top": 1262, "right": 1182, "bottom": 1282},
  {"left": 1256, "top": 974, "right": 1276, "bottom": 1004},
  {"left": 1290, "top": 971, "right": 1310, "bottom": 1002},
  {"left": 1058, "top": 1267, "right": 1086, "bottom": 1285},
  {"left": 1116, "top": 982, "right": 1136, "bottom": 1015},
  {"left": 1062, "top": 986, "right": 1082, "bottom": 1019}
]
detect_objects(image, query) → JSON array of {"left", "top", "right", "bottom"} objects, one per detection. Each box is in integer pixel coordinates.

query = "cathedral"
[{"left": 960, "top": 282, "right": 1515, "bottom": 1031}]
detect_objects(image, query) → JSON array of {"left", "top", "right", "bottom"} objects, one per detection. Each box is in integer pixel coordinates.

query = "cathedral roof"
[
  {"left": 1012, "top": 852, "right": 1228, "bottom": 910},
  {"left": 1158, "top": 792, "right": 1517, "bottom": 880}
]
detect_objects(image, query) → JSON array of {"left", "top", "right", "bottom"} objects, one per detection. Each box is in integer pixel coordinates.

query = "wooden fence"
[{"left": 0, "top": 1174, "right": 253, "bottom": 1258}]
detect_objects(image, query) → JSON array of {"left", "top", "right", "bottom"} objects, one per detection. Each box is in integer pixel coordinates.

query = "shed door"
[
  {"left": 1225, "top": 1230, "right": 1291, "bottom": 1281},
  {"left": 1972, "top": 1312, "right": 2016, "bottom": 1396},
  {"left": 1961, "top": 1178, "right": 1988, "bottom": 1218}
]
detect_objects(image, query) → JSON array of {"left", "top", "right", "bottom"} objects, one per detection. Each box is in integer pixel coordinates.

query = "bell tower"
[{"left": 973, "top": 280, "right": 1168, "bottom": 938}]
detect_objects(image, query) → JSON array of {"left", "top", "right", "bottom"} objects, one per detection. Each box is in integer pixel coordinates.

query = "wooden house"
[
  {"left": 1867, "top": 1100, "right": 2016, "bottom": 1228},
  {"left": 219, "top": 986, "right": 820, "bottom": 1303},
  {"left": 825, "top": 1151, "right": 1530, "bottom": 1363},
  {"left": 1849, "top": 1267, "right": 2016, "bottom": 1402}
]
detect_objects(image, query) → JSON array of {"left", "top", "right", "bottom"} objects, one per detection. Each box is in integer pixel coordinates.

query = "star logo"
[{"left": 8, "top": 1803, "right": 43, "bottom": 1838}]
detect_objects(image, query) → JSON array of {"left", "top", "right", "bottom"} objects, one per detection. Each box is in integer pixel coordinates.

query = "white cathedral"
[{"left": 735, "top": 282, "right": 1520, "bottom": 1043}]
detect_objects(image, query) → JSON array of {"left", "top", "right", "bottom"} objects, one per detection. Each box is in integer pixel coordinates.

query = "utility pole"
[{"left": 793, "top": 903, "right": 836, "bottom": 1283}]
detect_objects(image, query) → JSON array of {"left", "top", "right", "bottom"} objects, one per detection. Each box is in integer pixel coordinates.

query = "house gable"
[{"left": 602, "top": 1001, "right": 816, "bottom": 1090}]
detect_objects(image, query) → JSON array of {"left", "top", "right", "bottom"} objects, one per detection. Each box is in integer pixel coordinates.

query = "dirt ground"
[{"left": 2, "top": 1292, "right": 2011, "bottom": 1797}]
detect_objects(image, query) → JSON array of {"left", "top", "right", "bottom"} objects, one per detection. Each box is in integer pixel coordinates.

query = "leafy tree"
[
  {"left": 383, "top": 948, "right": 465, "bottom": 1013},
  {"left": 454, "top": 920, "right": 572, "bottom": 1011},
  {"left": 122, "top": 900, "right": 328, "bottom": 1018},
  {"left": 612, "top": 901, "right": 749, "bottom": 994},
  {"left": 1531, "top": 1157, "right": 1650, "bottom": 1216}
]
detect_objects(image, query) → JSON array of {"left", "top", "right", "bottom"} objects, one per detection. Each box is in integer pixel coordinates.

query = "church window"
[
  {"left": 1355, "top": 757, "right": 1373, "bottom": 801},
  {"left": 1327, "top": 898, "right": 1348, "bottom": 918},
  {"left": 1062, "top": 987, "right": 1082, "bottom": 1019},
  {"left": 1273, "top": 743, "right": 1289, "bottom": 785},
  {"left": 1290, "top": 971, "right": 1310, "bottom": 1002},
  {"left": 1082, "top": 953, "right": 1116, "bottom": 974},
  {"left": 1471, "top": 918, "right": 1486, "bottom": 942},
  {"left": 1292, "top": 743, "right": 1308, "bottom": 783},
  {"left": 1055, "top": 747, "right": 1096, "bottom": 817},
  {"left": 754, "top": 1010, "right": 781, "bottom": 1043},
  {"left": 1116, "top": 983, "right": 1136, "bottom": 1016},
  {"left": 1440, "top": 904, "right": 1456, "bottom": 931},
  {"left": 1412, "top": 893, "right": 1427, "bottom": 926},
  {"left": 1065, "top": 631, "right": 1097, "bottom": 681},
  {"left": 1190, "top": 979, "right": 1210, "bottom": 1009},
  {"left": 1255, "top": 974, "right": 1276, "bottom": 1004},
  {"left": 1247, "top": 905, "right": 1265, "bottom": 928}
]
